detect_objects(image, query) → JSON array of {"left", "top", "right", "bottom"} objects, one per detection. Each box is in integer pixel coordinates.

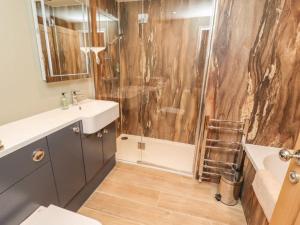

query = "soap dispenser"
[{"left": 61, "top": 92, "right": 69, "bottom": 110}]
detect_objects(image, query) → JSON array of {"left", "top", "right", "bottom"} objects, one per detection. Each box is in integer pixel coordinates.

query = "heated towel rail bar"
[{"left": 197, "top": 116, "right": 249, "bottom": 183}]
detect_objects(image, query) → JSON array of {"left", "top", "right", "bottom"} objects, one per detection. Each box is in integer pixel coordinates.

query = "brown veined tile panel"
[
  {"left": 205, "top": 0, "right": 266, "bottom": 122},
  {"left": 241, "top": 156, "right": 269, "bottom": 225},
  {"left": 206, "top": 0, "right": 300, "bottom": 149},
  {"left": 90, "top": 0, "right": 123, "bottom": 137},
  {"left": 90, "top": 0, "right": 120, "bottom": 102},
  {"left": 248, "top": 187, "right": 269, "bottom": 225},
  {"left": 118, "top": 0, "right": 212, "bottom": 144},
  {"left": 118, "top": 1, "right": 144, "bottom": 138},
  {"left": 241, "top": 156, "right": 256, "bottom": 222},
  {"left": 246, "top": 0, "right": 300, "bottom": 148},
  {"left": 97, "top": 0, "right": 118, "bottom": 18}
]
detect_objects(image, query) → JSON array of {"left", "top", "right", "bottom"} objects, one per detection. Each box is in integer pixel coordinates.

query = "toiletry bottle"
[{"left": 61, "top": 92, "right": 69, "bottom": 110}]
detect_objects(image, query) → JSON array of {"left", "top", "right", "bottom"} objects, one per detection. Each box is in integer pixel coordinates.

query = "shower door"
[
  {"left": 117, "top": 0, "right": 215, "bottom": 174},
  {"left": 117, "top": 0, "right": 145, "bottom": 163}
]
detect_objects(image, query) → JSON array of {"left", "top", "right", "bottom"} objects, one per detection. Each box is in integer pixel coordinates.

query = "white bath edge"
[
  {"left": 244, "top": 144, "right": 282, "bottom": 171},
  {"left": 245, "top": 143, "right": 289, "bottom": 223}
]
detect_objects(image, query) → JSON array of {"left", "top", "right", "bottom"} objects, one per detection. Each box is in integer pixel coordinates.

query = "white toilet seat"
[{"left": 21, "top": 205, "right": 101, "bottom": 225}]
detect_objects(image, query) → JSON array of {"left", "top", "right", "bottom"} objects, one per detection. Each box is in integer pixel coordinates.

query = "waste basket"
[{"left": 215, "top": 174, "right": 243, "bottom": 206}]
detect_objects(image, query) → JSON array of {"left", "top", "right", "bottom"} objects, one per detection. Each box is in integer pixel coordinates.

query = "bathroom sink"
[{"left": 73, "top": 99, "right": 119, "bottom": 134}]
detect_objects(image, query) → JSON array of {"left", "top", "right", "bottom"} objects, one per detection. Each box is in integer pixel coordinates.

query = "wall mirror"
[{"left": 31, "top": 0, "right": 91, "bottom": 82}]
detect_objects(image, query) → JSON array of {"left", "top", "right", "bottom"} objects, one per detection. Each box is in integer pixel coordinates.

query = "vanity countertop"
[{"left": 0, "top": 99, "right": 119, "bottom": 158}]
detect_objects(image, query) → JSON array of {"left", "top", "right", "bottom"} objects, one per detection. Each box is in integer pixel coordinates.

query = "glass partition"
[{"left": 116, "top": 0, "right": 215, "bottom": 173}]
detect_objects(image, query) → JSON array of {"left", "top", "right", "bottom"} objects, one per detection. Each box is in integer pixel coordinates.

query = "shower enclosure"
[{"left": 94, "top": 0, "right": 216, "bottom": 175}]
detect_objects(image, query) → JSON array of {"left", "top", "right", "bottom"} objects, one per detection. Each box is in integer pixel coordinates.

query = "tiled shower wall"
[
  {"left": 119, "top": 0, "right": 213, "bottom": 144},
  {"left": 206, "top": 0, "right": 300, "bottom": 149},
  {"left": 93, "top": 0, "right": 300, "bottom": 149}
]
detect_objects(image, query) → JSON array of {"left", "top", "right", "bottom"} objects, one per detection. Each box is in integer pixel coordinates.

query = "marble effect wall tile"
[
  {"left": 119, "top": 0, "right": 213, "bottom": 144},
  {"left": 206, "top": 0, "right": 300, "bottom": 149}
]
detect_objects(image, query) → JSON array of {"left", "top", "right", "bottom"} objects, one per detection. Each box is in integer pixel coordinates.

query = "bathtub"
[
  {"left": 245, "top": 144, "right": 289, "bottom": 184},
  {"left": 245, "top": 144, "right": 289, "bottom": 221}
]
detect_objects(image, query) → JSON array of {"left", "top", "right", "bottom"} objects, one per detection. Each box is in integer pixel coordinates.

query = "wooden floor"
[{"left": 79, "top": 162, "right": 247, "bottom": 225}]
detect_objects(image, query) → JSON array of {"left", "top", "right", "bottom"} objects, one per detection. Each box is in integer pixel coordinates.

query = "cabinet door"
[
  {"left": 0, "top": 163, "right": 58, "bottom": 225},
  {"left": 81, "top": 131, "right": 104, "bottom": 183},
  {"left": 47, "top": 122, "right": 86, "bottom": 206},
  {"left": 0, "top": 138, "right": 49, "bottom": 194},
  {"left": 102, "top": 122, "right": 117, "bottom": 164}
]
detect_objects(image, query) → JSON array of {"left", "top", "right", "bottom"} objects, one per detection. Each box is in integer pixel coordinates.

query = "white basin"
[
  {"left": 72, "top": 99, "right": 119, "bottom": 134},
  {"left": 245, "top": 144, "right": 290, "bottom": 221}
]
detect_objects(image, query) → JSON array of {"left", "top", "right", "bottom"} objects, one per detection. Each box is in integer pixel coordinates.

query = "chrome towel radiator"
[{"left": 197, "top": 116, "right": 249, "bottom": 183}]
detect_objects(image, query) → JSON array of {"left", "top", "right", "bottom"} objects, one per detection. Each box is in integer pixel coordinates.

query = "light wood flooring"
[{"left": 79, "top": 162, "right": 247, "bottom": 225}]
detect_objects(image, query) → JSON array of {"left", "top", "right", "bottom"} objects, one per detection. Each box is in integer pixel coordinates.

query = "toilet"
[{"left": 21, "top": 205, "right": 102, "bottom": 225}]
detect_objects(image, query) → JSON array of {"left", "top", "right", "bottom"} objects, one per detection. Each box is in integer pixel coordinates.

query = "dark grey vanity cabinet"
[
  {"left": 0, "top": 163, "right": 58, "bottom": 225},
  {"left": 0, "top": 120, "right": 118, "bottom": 224},
  {"left": 0, "top": 138, "right": 49, "bottom": 194},
  {"left": 47, "top": 122, "right": 86, "bottom": 207},
  {"left": 102, "top": 122, "right": 117, "bottom": 164},
  {"left": 81, "top": 131, "right": 104, "bottom": 183},
  {"left": 80, "top": 121, "right": 116, "bottom": 182},
  {"left": 0, "top": 138, "right": 58, "bottom": 225}
]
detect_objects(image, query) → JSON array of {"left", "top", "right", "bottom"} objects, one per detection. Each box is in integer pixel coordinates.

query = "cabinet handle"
[
  {"left": 97, "top": 132, "right": 103, "bottom": 138},
  {"left": 103, "top": 129, "right": 109, "bottom": 134},
  {"left": 32, "top": 149, "right": 45, "bottom": 162},
  {"left": 73, "top": 127, "right": 80, "bottom": 134}
]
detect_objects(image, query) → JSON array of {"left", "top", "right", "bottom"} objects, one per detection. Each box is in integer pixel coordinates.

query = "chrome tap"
[
  {"left": 71, "top": 90, "right": 86, "bottom": 105},
  {"left": 71, "top": 91, "right": 80, "bottom": 105}
]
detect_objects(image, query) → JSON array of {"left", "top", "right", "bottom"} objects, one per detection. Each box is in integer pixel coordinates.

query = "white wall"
[{"left": 0, "top": 1, "right": 95, "bottom": 125}]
